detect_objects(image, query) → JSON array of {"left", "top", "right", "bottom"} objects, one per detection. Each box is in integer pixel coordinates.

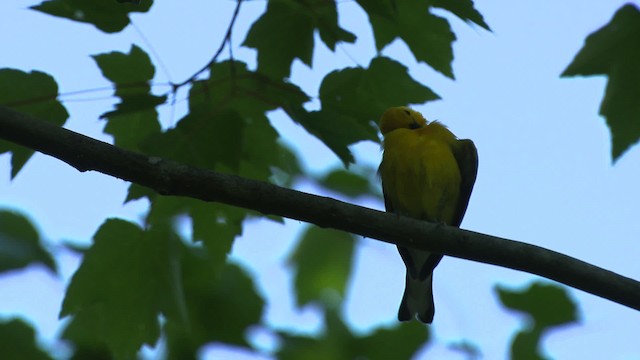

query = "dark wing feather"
[
  {"left": 379, "top": 161, "right": 395, "bottom": 214},
  {"left": 451, "top": 139, "right": 479, "bottom": 227}
]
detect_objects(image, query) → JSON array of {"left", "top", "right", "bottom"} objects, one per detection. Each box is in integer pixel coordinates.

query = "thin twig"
[
  {"left": 171, "top": 0, "right": 244, "bottom": 90},
  {"left": 131, "top": 20, "right": 174, "bottom": 83}
]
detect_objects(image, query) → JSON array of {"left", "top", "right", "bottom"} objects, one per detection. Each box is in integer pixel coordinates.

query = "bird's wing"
[
  {"left": 380, "top": 170, "right": 396, "bottom": 214},
  {"left": 451, "top": 139, "right": 479, "bottom": 227}
]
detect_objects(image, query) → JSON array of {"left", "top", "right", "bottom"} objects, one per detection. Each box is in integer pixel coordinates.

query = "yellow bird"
[{"left": 378, "top": 107, "right": 478, "bottom": 323}]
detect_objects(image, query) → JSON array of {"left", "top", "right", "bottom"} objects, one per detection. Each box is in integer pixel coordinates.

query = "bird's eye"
[
  {"left": 409, "top": 122, "right": 421, "bottom": 129},
  {"left": 404, "top": 109, "right": 411, "bottom": 115}
]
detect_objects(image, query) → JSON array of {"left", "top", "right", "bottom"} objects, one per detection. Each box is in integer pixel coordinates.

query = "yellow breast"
[{"left": 380, "top": 124, "right": 461, "bottom": 224}]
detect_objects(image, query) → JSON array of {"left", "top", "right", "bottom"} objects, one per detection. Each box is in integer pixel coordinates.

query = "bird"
[{"left": 378, "top": 106, "right": 478, "bottom": 323}]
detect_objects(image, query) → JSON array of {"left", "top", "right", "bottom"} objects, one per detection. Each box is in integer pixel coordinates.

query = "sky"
[{"left": 1, "top": 0, "right": 640, "bottom": 359}]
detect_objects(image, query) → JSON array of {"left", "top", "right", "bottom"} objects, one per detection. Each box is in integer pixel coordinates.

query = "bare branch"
[{"left": 0, "top": 104, "right": 639, "bottom": 312}]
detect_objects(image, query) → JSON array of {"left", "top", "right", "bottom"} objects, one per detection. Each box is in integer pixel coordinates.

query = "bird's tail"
[{"left": 398, "top": 271, "right": 435, "bottom": 324}]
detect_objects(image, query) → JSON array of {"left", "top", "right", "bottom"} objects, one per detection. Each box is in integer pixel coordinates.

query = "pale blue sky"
[{"left": 1, "top": 1, "right": 639, "bottom": 359}]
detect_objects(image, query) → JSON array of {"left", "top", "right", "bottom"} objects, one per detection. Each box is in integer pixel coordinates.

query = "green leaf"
[
  {"left": 288, "top": 227, "right": 355, "bottom": 307},
  {"left": 145, "top": 60, "right": 306, "bottom": 178},
  {"left": 144, "top": 109, "right": 245, "bottom": 171},
  {"left": 0, "top": 319, "right": 54, "bottom": 360},
  {"left": 312, "top": 0, "right": 357, "bottom": 51},
  {"left": 103, "top": 109, "right": 163, "bottom": 151},
  {"left": 125, "top": 183, "right": 156, "bottom": 203},
  {"left": 318, "top": 167, "right": 378, "bottom": 198},
  {"left": 320, "top": 57, "right": 440, "bottom": 125},
  {"left": 497, "top": 282, "right": 579, "bottom": 328},
  {"left": 561, "top": 4, "right": 640, "bottom": 161},
  {"left": 510, "top": 329, "right": 546, "bottom": 360},
  {"left": 194, "top": 60, "right": 310, "bottom": 118},
  {"left": 165, "top": 259, "right": 264, "bottom": 359},
  {"left": 294, "top": 109, "right": 375, "bottom": 166},
  {"left": 270, "top": 143, "right": 303, "bottom": 187},
  {"left": 278, "top": 308, "right": 428, "bottom": 360},
  {"left": 61, "top": 219, "right": 177, "bottom": 358},
  {"left": 239, "top": 114, "right": 302, "bottom": 183},
  {"left": 93, "top": 45, "right": 155, "bottom": 85},
  {"left": 93, "top": 45, "right": 163, "bottom": 150},
  {"left": 290, "top": 56, "right": 438, "bottom": 165},
  {"left": 357, "top": 0, "right": 456, "bottom": 78},
  {"left": 31, "top": 0, "right": 153, "bottom": 33},
  {"left": 496, "top": 282, "right": 579, "bottom": 360},
  {"left": 351, "top": 320, "right": 430, "bottom": 360},
  {"left": 68, "top": 346, "right": 112, "bottom": 360},
  {"left": 432, "top": 0, "right": 491, "bottom": 31},
  {"left": 243, "top": 0, "right": 355, "bottom": 79},
  {"left": 62, "top": 216, "right": 261, "bottom": 359},
  {"left": 0, "top": 69, "right": 68, "bottom": 177},
  {"left": 243, "top": 0, "right": 313, "bottom": 79},
  {"left": 189, "top": 201, "right": 246, "bottom": 267},
  {"left": 0, "top": 210, "right": 56, "bottom": 273},
  {"left": 145, "top": 196, "right": 246, "bottom": 272}
]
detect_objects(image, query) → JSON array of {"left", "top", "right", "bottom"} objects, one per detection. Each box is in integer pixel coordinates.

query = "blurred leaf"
[
  {"left": 165, "top": 258, "right": 264, "bottom": 359},
  {"left": 278, "top": 308, "right": 428, "bottom": 360},
  {"left": 0, "top": 319, "right": 54, "bottom": 360},
  {"left": 320, "top": 169, "right": 371, "bottom": 197},
  {"left": 561, "top": 4, "right": 640, "bottom": 161},
  {"left": 288, "top": 227, "right": 355, "bottom": 307},
  {"left": 497, "top": 281, "right": 579, "bottom": 360},
  {"left": 61, "top": 219, "right": 177, "bottom": 358},
  {"left": 184, "top": 262, "right": 264, "bottom": 346},
  {"left": 31, "top": 0, "right": 153, "bottom": 33},
  {"left": 351, "top": 319, "right": 429, "bottom": 360},
  {"left": 92, "top": 45, "right": 163, "bottom": 151},
  {"left": 357, "top": 0, "right": 456, "bottom": 78},
  {"left": 0, "top": 210, "right": 56, "bottom": 273},
  {"left": 125, "top": 182, "right": 156, "bottom": 203},
  {"left": 62, "top": 216, "right": 261, "bottom": 359},
  {"left": 189, "top": 201, "right": 246, "bottom": 267},
  {"left": 145, "top": 196, "right": 246, "bottom": 271},
  {"left": 243, "top": 0, "right": 355, "bottom": 79},
  {"left": 318, "top": 166, "right": 379, "bottom": 198},
  {"left": 239, "top": 113, "right": 302, "bottom": 183},
  {"left": 448, "top": 340, "right": 482, "bottom": 360},
  {"left": 291, "top": 56, "right": 438, "bottom": 165},
  {"left": 497, "top": 282, "right": 579, "bottom": 328},
  {"left": 0, "top": 69, "right": 68, "bottom": 177},
  {"left": 511, "top": 329, "right": 546, "bottom": 360},
  {"left": 68, "top": 346, "right": 112, "bottom": 360},
  {"left": 267, "top": 142, "right": 303, "bottom": 188},
  {"left": 432, "top": 0, "right": 491, "bottom": 30}
]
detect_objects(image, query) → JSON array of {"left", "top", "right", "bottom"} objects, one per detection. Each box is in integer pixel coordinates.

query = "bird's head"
[{"left": 379, "top": 107, "right": 427, "bottom": 135}]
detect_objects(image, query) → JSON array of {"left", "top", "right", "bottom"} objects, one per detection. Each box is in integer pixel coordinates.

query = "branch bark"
[{"left": 1, "top": 104, "right": 639, "bottom": 311}]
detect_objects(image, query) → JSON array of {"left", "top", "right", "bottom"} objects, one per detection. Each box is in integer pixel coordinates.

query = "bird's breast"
[{"left": 381, "top": 131, "right": 461, "bottom": 223}]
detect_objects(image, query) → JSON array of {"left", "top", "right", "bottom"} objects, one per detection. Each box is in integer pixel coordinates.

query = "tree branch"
[{"left": 1, "top": 104, "right": 639, "bottom": 311}]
